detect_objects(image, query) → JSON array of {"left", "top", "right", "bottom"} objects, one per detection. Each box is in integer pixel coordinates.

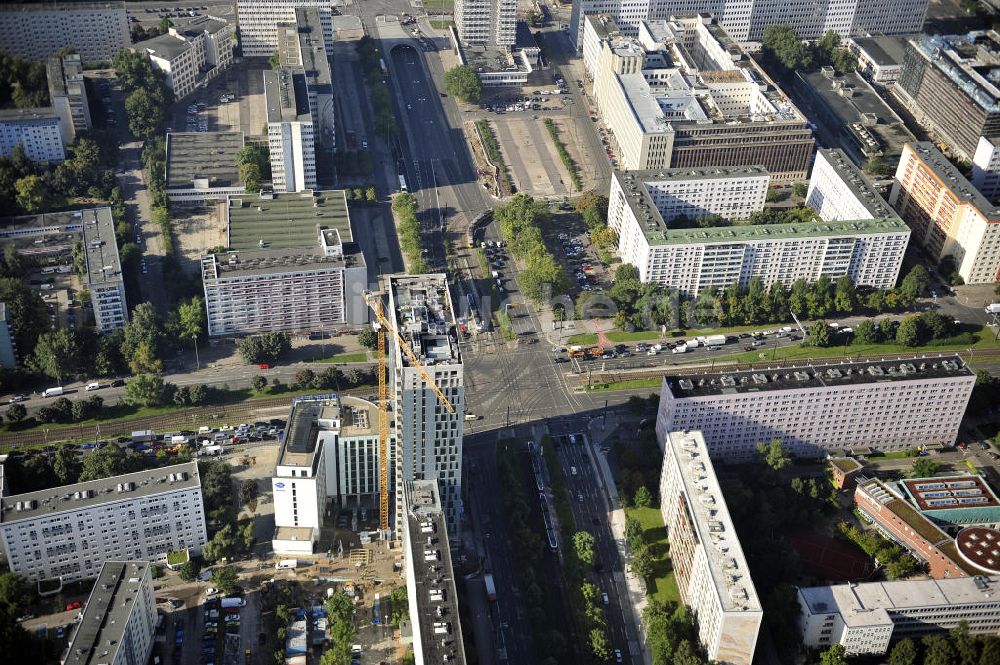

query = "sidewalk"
[{"left": 583, "top": 414, "right": 651, "bottom": 665}]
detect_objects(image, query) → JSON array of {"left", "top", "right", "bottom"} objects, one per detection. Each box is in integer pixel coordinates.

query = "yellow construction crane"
[{"left": 364, "top": 291, "right": 455, "bottom": 534}]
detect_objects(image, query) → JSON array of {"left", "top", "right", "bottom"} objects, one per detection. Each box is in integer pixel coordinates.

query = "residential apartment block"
[
  {"left": 890, "top": 142, "right": 1000, "bottom": 284},
  {"left": 135, "top": 16, "right": 234, "bottom": 100},
  {"left": 455, "top": 0, "right": 516, "bottom": 47},
  {"left": 0, "top": 2, "right": 129, "bottom": 63},
  {"left": 271, "top": 394, "right": 382, "bottom": 554},
  {"left": 388, "top": 275, "right": 465, "bottom": 536},
  {"left": 402, "top": 481, "right": 469, "bottom": 665},
  {"left": 200, "top": 190, "right": 366, "bottom": 336},
  {"left": 265, "top": 68, "right": 317, "bottom": 192},
  {"left": 47, "top": 54, "right": 91, "bottom": 143},
  {"left": 654, "top": 356, "right": 976, "bottom": 461},
  {"left": 855, "top": 476, "right": 1000, "bottom": 579},
  {"left": 608, "top": 164, "right": 909, "bottom": 294},
  {"left": 896, "top": 31, "right": 1000, "bottom": 161},
  {"left": 63, "top": 562, "right": 158, "bottom": 665},
  {"left": 806, "top": 149, "right": 899, "bottom": 223},
  {"left": 586, "top": 15, "right": 814, "bottom": 180},
  {"left": 0, "top": 108, "right": 65, "bottom": 163},
  {"left": 236, "top": 0, "right": 336, "bottom": 58},
  {"left": 276, "top": 8, "right": 335, "bottom": 149},
  {"left": 0, "top": 462, "right": 207, "bottom": 582},
  {"left": 972, "top": 136, "right": 1000, "bottom": 201},
  {"left": 0, "top": 208, "right": 127, "bottom": 332},
  {"left": 798, "top": 576, "right": 1000, "bottom": 656},
  {"left": 659, "top": 431, "right": 762, "bottom": 664}
]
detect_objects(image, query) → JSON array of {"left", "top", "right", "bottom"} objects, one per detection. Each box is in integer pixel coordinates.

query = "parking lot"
[{"left": 168, "top": 62, "right": 268, "bottom": 139}]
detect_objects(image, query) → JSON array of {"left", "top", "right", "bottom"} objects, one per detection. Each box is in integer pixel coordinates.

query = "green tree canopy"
[
  {"left": 762, "top": 24, "right": 813, "bottom": 71},
  {"left": 30, "top": 329, "right": 80, "bottom": 383},
  {"left": 443, "top": 65, "right": 483, "bottom": 103}
]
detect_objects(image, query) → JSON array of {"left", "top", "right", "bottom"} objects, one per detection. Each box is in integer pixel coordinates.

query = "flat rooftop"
[
  {"left": 63, "top": 561, "right": 150, "bottom": 665},
  {"left": 263, "top": 67, "right": 311, "bottom": 124},
  {"left": 389, "top": 274, "right": 461, "bottom": 367},
  {"left": 664, "top": 355, "right": 973, "bottom": 399},
  {"left": 666, "top": 431, "right": 761, "bottom": 614},
  {"left": 851, "top": 35, "right": 907, "bottom": 67},
  {"left": 614, "top": 170, "right": 909, "bottom": 245},
  {"left": 289, "top": 8, "right": 332, "bottom": 95},
  {"left": 799, "top": 576, "right": 1000, "bottom": 622},
  {"left": 814, "top": 149, "right": 895, "bottom": 219},
  {"left": 0, "top": 1, "right": 125, "bottom": 13},
  {"left": 405, "top": 480, "right": 467, "bottom": 665},
  {"left": 0, "top": 107, "right": 59, "bottom": 121},
  {"left": 1, "top": 461, "right": 199, "bottom": 523},
  {"left": 135, "top": 32, "right": 189, "bottom": 60},
  {"left": 276, "top": 395, "right": 378, "bottom": 468},
  {"left": 906, "top": 142, "right": 1000, "bottom": 220},
  {"left": 801, "top": 69, "right": 915, "bottom": 158},
  {"left": 166, "top": 132, "right": 244, "bottom": 189},
  {"left": 79, "top": 207, "right": 123, "bottom": 288},
  {"left": 227, "top": 189, "right": 352, "bottom": 251},
  {"left": 898, "top": 475, "right": 1000, "bottom": 513},
  {"left": 909, "top": 31, "right": 1000, "bottom": 113}
]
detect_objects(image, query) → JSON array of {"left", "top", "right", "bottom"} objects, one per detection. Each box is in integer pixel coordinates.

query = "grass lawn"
[
  {"left": 429, "top": 19, "right": 454, "bottom": 29},
  {"left": 316, "top": 352, "right": 369, "bottom": 363},
  {"left": 626, "top": 506, "right": 680, "bottom": 604},
  {"left": 876, "top": 449, "right": 918, "bottom": 460},
  {"left": 585, "top": 378, "right": 662, "bottom": 392},
  {"left": 423, "top": 0, "right": 454, "bottom": 9}
]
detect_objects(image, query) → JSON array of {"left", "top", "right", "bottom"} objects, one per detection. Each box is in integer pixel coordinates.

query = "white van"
[
  {"left": 85, "top": 382, "right": 100, "bottom": 391},
  {"left": 42, "top": 386, "right": 64, "bottom": 398}
]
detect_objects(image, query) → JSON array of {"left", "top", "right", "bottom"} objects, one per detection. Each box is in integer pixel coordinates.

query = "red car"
[
  {"left": 65, "top": 601, "right": 82, "bottom": 611},
  {"left": 258, "top": 363, "right": 271, "bottom": 370}
]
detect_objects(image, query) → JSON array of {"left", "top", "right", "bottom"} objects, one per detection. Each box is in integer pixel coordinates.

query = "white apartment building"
[
  {"left": 659, "top": 431, "right": 762, "bottom": 664},
  {"left": 0, "top": 108, "right": 65, "bottom": 163},
  {"left": 0, "top": 2, "right": 129, "bottom": 63},
  {"left": 972, "top": 136, "right": 1000, "bottom": 202},
  {"left": 389, "top": 275, "right": 465, "bottom": 536},
  {"left": 608, "top": 167, "right": 909, "bottom": 294},
  {"left": 80, "top": 207, "right": 129, "bottom": 333},
  {"left": 0, "top": 462, "right": 207, "bottom": 583},
  {"left": 136, "top": 17, "right": 235, "bottom": 100},
  {"left": 806, "top": 149, "right": 898, "bottom": 222},
  {"left": 47, "top": 54, "right": 92, "bottom": 143},
  {"left": 265, "top": 68, "right": 317, "bottom": 193},
  {"left": 655, "top": 356, "right": 976, "bottom": 462},
  {"left": 271, "top": 395, "right": 382, "bottom": 554},
  {"left": 798, "top": 576, "right": 1000, "bottom": 656},
  {"left": 455, "top": 0, "right": 517, "bottom": 47},
  {"left": 402, "top": 481, "right": 469, "bottom": 665},
  {"left": 586, "top": 15, "right": 814, "bottom": 179},
  {"left": 891, "top": 142, "right": 1000, "bottom": 284},
  {"left": 276, "top": 9, "right": 335, "bottom": 149},
  {"left": 201, "top": 190, "right": 367, "bottom": 336},
  {"left": 63, "top": 562, "right": 157, "bottom": 665},
  {"left": 236, "top": 0, "right": 336, "bottom": 57}
]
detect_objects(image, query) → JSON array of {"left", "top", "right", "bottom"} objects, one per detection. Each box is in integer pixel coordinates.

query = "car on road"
[
  {"left": 614, "top": 649, "right": 623, "bottom": 663},
  {"left": 552, "top": 356, "right": 568, "bottom": 363},
  {"left": 258, "top": 363, "right": 271, "bottom": 369},
  {"left": 602, "top": 592, "right": 609, "bottom": 604},
  {"left": 85, "top": 382, "right": 101, "bottom": 391},
  {"left": 577, "top": 493, "right": 584, "bottom": 503},
  {"left": 110, "top": 379, "right": 125, "bottom": 388},
  {"left": 9, "top": 394, "right": 27, "bottom": 404}
]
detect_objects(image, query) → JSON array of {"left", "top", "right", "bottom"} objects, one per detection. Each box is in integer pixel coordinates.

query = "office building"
[
  {"left": 659, "top": 431, "right": 762, "bottom": 664},
  {"left": 894, "top": 475, "right": 1000, "bottom": 533},
  {"left": 798, "top": 576, "right": 1000, "bottom": 656},
  {"left": 135, "top": 16, "right": 235, "bottom": 100},
  {"left": 236, "top": 0, "right": 336, "bottom": 58},
  {"left": 276, "top": 8, "right": 335, "bottom": 149},
  {"left": 455, "top": 0, "right": 516, "bottom": 47},
  {"left": 0, "top": 2, "right": 129, "bottom": 63},
  {"left": 972, "top": 136, "right": 1000, "bottom": 201},
  {"left": 608, "top": 164, "right": 909, "bottom": 293},
  {"left": 388, "top": 275, "right": 465, "bottom": 536},
  {"left": 890, "top": 142, "right": 1000, "bottom": 284},
  {"left": 849, "top": 36, "right": 907, "bottom": 86},
  {"left": 402, "top": 481, "right": 468, "bottom": 665},
  {"left": 80, "top": 207, "right": 129, "bottom": 333},
  {"left": 0, "top": 208, "right": 127, "bottom": 332},
  {"left": 570, "top": 0, "right": 654, "bottom": 50},
  {"left": 200, "top": 189, "right": 366, "bottom": 336},
  {"left": 47, "top": 54, "right": 91, "bottom": 143},
  {"left": 63, "top": 562, "right": 157, "bottom": 665},
  {"left": 0, "top": 108, "right": 65, "bottom": 163},
  {"left": 896, "top": 32, "right": 1000, "bottom": 161},
  {"left": 264, "top": 68, "right": 317, "bottom": 192},
  {"left": 586, "top": 15, "right": 814, "bottom": 179},
  {"left": 0, "top": 303, "right": 16, "bottom": 368},
  {"left": 855, "top": 476, "right": 1000, "bottom": 579},
  {"left": 0, "top": 462, "right": 207, "bottom": 583},
  {"left": 655, "top": 356, "right": 976, "bottom": 462},
  {"left": 271, "top": 394, "right": 382, "bottom": 554},
  {"left": 165, "top": 131, "right": 247, "bottom": 203}
]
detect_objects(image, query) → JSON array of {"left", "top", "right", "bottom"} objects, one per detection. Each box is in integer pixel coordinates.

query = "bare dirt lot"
[{"left": 171, "top": 202, "right": 227, "bottom": 278}]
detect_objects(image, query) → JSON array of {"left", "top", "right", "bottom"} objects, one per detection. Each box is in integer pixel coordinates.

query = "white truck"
[
  {"left": 42, "top": 386, "right": 64, "bottom": 398},
  {"left": 131, "top": 430, "right": 156, "bottom": 442},
  {"left": 276, "top": 559, "right": 300, "bottom": 570},
  {"left": 221, "top": 597, "right": 246, "bottom": 608},
  {"left": 699, "top": 334, "right": 726, "bottom": 347},
  {"left": 986, "top": 304, "right": 1000, "bottom": 314},
  {"left": 200, "top": 445, "right": 223, "bottom": 457}
]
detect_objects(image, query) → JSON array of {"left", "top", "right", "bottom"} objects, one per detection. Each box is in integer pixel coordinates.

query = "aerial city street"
[{"left": 1, "top": 0, "right": 1000, "bottom": 664}]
